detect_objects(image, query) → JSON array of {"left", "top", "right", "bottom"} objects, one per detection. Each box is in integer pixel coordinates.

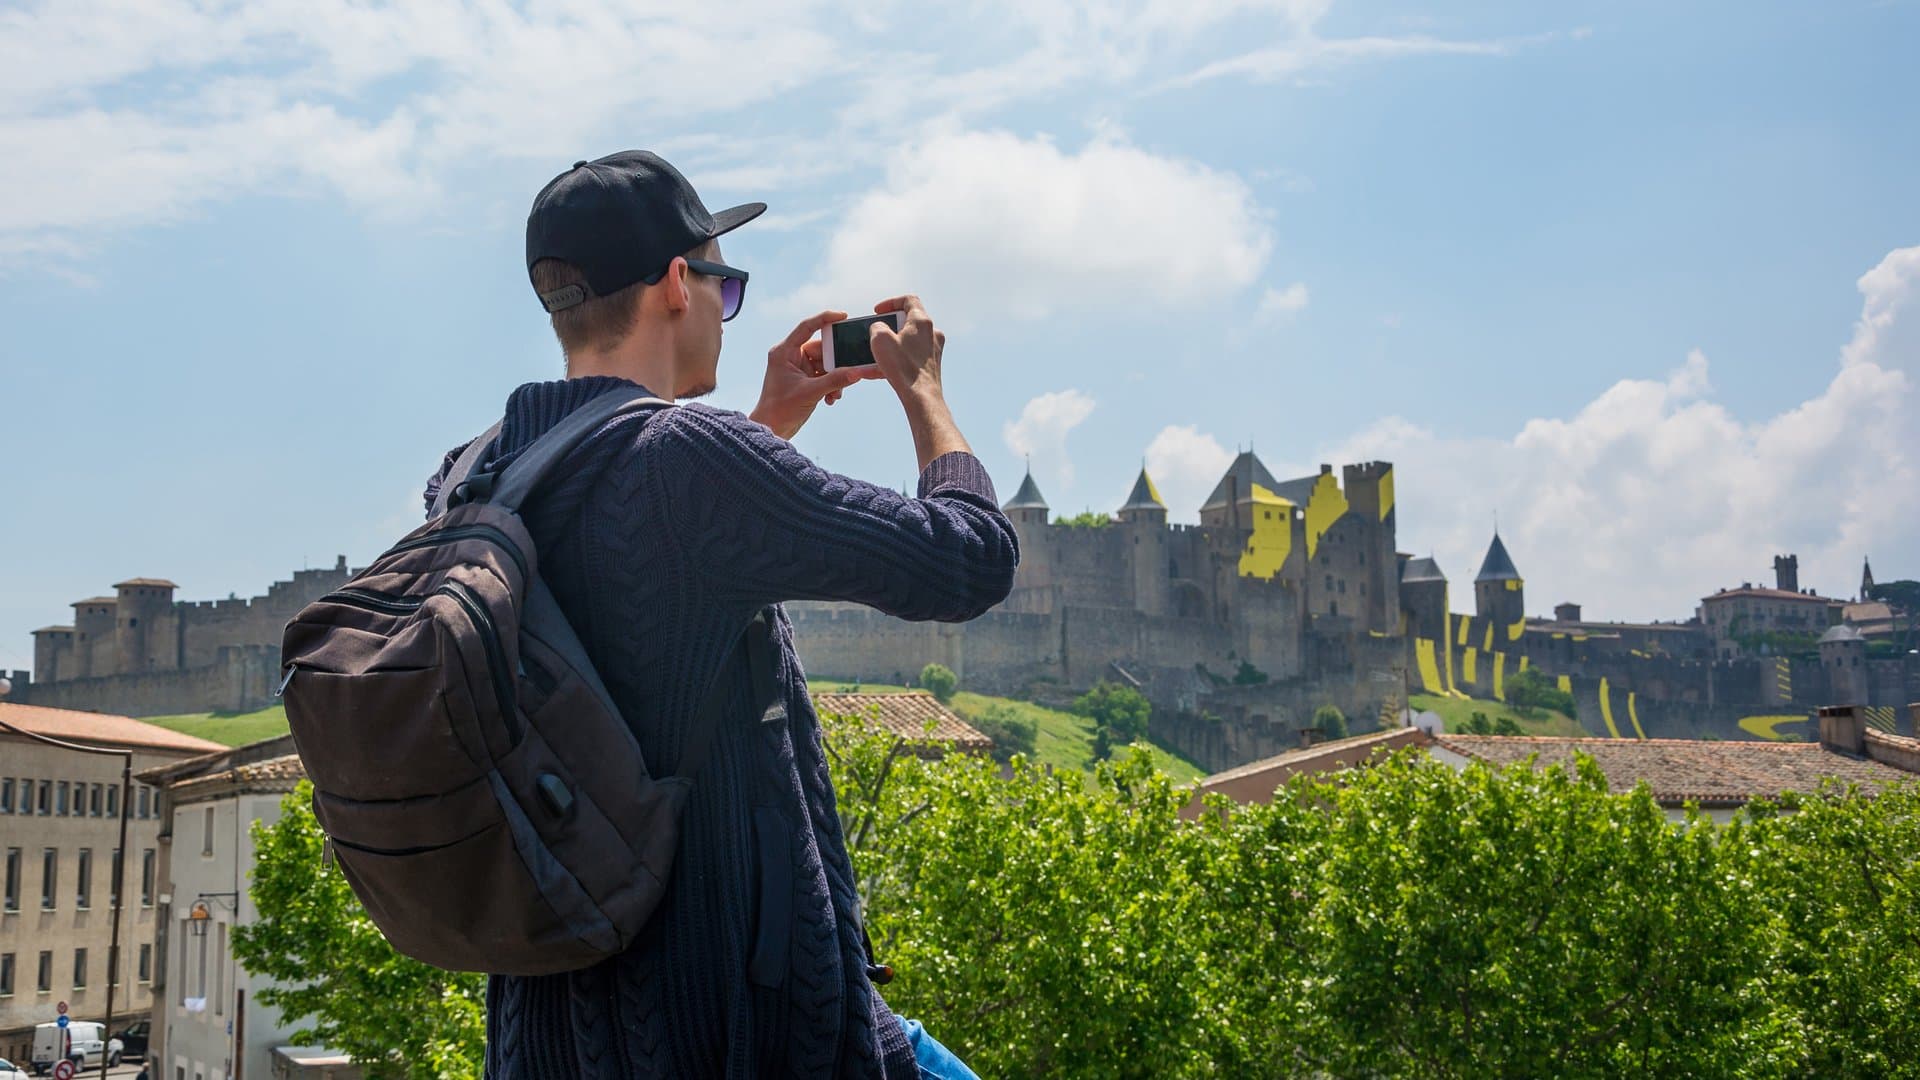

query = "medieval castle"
[{"left": 12, "top": 455, "right": 1913, "bottom": 772}]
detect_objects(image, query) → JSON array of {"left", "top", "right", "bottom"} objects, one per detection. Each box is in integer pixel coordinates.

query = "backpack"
[{"left": 278, "top": 391, "right": 778, "bottom": 975}]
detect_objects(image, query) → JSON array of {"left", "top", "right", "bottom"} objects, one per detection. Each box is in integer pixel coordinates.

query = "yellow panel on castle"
[
  {"left": 1236, "top": 483, "right": 1294, "bottom": 580},
  {"left": 1300, "top": 472, "right": 1349, "bottom": 561},
  {"left": 1415, "top": 638, "right": 1444, "bottom": 693}
]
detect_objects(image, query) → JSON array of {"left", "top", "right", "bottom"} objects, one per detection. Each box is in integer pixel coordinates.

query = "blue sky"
[{"left": 3, "top": 0, "right": 1917, "bottom": 673}]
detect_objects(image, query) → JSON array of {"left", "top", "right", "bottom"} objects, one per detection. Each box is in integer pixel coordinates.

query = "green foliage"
[
  {"left": 1867, "top": 579, "right": 1919, "bottom": 610},
  {"left": 918, "top": 662, "right": 958, "bottom": 704},
  {"left": 231, "top": 782, "right": 485, "bottom": 1079},
  {"left": 1073, "top": 680, "right": 1152, "bottom": 762},
  {"left": 1231, "top": 659, "right": 1269, "bottom": 686},
  {"left": 1056, "top": 510, "right": 1112, "bottom": 529},
  {"left": 1506, "top": 666, "right": 1578, "bottom": 719},
  {"left": 1312, "top": 703, "right": 1348, "bottom": 739},
  {"left": 1463, "top": 710, "right": 1522, "bottom": 736},
  {"left": 968, "top": 701, "right": 1038, "bottom": 762},
  {"left": 1413, "top": 693, "right": 1585, "bottom": 737}
]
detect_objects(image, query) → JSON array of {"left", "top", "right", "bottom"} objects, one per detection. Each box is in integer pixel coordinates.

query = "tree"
[
  {"left": 1074, "top": 680, "right": 1151, "bottom": 762},
  {"left": 1506, "top": 667, "right": 1577, "bottom": 719},
  {"left": 1232, "top": 660, "right": 1270, "bottom": 686},
  {"left": 1056, "top": 510, "right": 1111, "bottom": 529},
  {"left": 231, "top": 782, "right": 485, "bottom": 1079},
  {"left": 919, "top": 662, "right": 958, "bottom": 704},
  {"left": 1312, "top": 703, "right": 1348, "bottom": 739},
  {"left": 1464, "top": 711, "right": 1523, "bottom": 736},
  {"left": 968, "top": 702, "right": 1038, "bottom": 763}
]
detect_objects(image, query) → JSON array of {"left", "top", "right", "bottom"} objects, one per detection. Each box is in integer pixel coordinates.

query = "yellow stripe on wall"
[
  {"left": 1463, "top": 647, "right": 1478, "bottom": 684},
  {"left": 1415, "top": 638, "right": 1444, "bottom": 693},
  {"left": 1627, "top": 691, "right": 1646, "bottom": 740},
  {"left": 1492, "top": 652, "right": 1506, "bottom": 701},
  {"left": 1599, "top": 677, "right": 1621, "bottom": 738}
]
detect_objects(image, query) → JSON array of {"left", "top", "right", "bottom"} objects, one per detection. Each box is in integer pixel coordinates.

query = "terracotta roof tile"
[
  {"left": 812, "top": 691, "right": 994, "bottom": 751},
  {"left": 114, "top": 578, "right": 180, "bottom": 589},
  {"left": 73, "top": 596, "right": 119, "bottom": 607},
  {"left": 1702, "top": 586, "right": 1837, "bottom": 603},
  {"left": 1432, "top": 734, "right": 1915, "bottom": 806},
  {"left": 0, "top": 702, "right": 226, "bottom": 755},
  {"left": 170, "top": 753, "right": 307, "bottom": 802}
]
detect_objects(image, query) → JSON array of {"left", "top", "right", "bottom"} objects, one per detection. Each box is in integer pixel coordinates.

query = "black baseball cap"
[{"left": 526, "top": 150, "right": 766, "bottom": 313}]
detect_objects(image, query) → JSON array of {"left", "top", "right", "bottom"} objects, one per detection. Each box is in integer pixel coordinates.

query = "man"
[{"left": 424, "top": 151, "right": 1014, "bottom": 1078}]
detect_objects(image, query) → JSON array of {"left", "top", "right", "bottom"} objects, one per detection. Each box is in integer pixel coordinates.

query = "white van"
[{"left": 28, "top": 1021, "right": 124, "bottom": 1074}]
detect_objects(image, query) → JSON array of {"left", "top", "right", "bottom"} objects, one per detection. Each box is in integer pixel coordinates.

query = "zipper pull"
[
  {"left": 321, "top": 835, "right": 335, "bottom": 869},
  {"left": 275, "top": 664, "right": 298, "bottom": 698}
]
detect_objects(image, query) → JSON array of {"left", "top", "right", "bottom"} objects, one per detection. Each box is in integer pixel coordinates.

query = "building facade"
[{"left": 0, "top": 703, "right": 222, "bottom": 1067}]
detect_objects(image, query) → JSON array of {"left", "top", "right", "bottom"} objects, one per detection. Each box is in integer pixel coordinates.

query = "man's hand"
[
  {"left": 750, "top": 309, "right": 884, "bottom": 440},
  {"left": 868, "top": 295, "right": 970, "bottom": 469}
]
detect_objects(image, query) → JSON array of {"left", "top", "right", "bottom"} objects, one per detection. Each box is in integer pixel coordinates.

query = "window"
[
  {"left": 215, "top": 924, "right": 226, "bottom": 1014},
  {"left": 38, "top": 780, "right": 50, "bottom": 815},
  {"left": 1, "top": 778, "right": 12, "bottom": 813},
  {"left": 72, "top": 948, "right": 87, "bottom": 989},
  {"left": 90, "top": 784, "right": 103, "bottom": 817},
  {"left": 139, "top": 944, "right": 152, "bottom": 983},
  {"left": 37, "top": 951, "right": 52, "bottom": 993},
  {"left": 1325, "top": 575, "right": 1334, "bottom": 592},
  {"left": 196, "top": 921, "right": 208, "bottom": 998},
  {"left": 137, "top": 787, "right": 149, "bottom": 819},
  {"left": 202, "top": 807, "right": 215, "bottom": 856},
  {"left": 108, "top": 785, "right": 119, "bottom": 818},
  {"left": 142, "top": 850, "right": 156, "bottom": 907},
  {"left": 56, "top": 782, "right": 69, "bottom": 816},
  {"left": 109, "top": 848, "right": 119, "bottom": 908},
  {"left": 76, "top": 849, "right": 91, "bottom": 909},
  {"left": 3, "top": 849, "right": 18, "bottom": 911},
  {"left": 0, "top": 952, "right": 12, "bottom": 996},
  {"left": 40, "top": 849, "right": 56, "bottom": 910}
]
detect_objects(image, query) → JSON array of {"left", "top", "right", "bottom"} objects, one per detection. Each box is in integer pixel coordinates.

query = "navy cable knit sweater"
[{"left": 422, "top": 375, "right": 1018, "bottom": 1079}]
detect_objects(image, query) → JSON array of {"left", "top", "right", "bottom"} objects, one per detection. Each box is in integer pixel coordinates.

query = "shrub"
[{"left": 919, "top": 662, "right": 958, "bottom": 703}]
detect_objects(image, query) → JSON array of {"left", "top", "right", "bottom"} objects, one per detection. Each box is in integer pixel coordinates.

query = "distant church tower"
[
  {"left": 1862, "top": 556, "right": 1875, "bottom": 600},
  {"left": 1474, "top": 533, "right": 1525, "bottom": 640}
]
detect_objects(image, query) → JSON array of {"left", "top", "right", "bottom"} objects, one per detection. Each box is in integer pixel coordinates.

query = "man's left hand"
[{"left": 750, "top": 309, "right": 885, "bottom": 440}]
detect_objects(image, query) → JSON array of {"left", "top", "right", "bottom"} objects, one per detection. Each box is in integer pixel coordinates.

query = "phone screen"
[{"left": 829, "top": 313, "right": 900, "bottom": 368}]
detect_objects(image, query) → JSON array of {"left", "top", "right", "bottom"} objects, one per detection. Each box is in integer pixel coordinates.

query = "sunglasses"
[{"left": 684, "top": 258, "right": 749, "bottom": 322}]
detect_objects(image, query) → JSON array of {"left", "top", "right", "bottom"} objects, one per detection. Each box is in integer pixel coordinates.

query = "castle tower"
[
  {"left": 1002, "top": 468, "right": 1053, "bottom": 592},
  {"left": 1399, "top": 556, "right": 1449, "bottom": 644},
  {"left": 1116, "top": 467, "right": 1169, "bottom": 615},
  {"left": 1473, "top": 533, "right": 1526, "bottom": 642},
  {"left": 1818, "top": 624, "right": 1870, "bottom": 706},
  {"left": 113, "top": 578, "right": 178, "bottom": 674},
  {"left": 1116, "top": 467, "right": 1167, "bottom": 526},
  {"left": 1003, "top": 468, "right": 1050, "bottom": 527},
  {"left": 1774, "top": 554, "right": 1799, "bottom": 594},
  {"left": 31, "top": 625, "right": 75, "bottom": 684},
  {"left": 1199, "top": 451, "right": 1300, "bottom": 583},
  {"left": 71, "top": 596, "right": 119, "bottom": 678},
  {"left": 1343, "top": 462, "right": 1398, "bottom": 631}
]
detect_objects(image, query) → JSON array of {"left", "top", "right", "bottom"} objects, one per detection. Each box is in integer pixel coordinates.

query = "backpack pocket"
[{"left": 286, "top": 667, "right": 488, "bottom": 801}]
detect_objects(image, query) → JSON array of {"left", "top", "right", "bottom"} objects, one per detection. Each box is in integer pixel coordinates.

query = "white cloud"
[
  {"left": 785, "top": 129, "right": 1272, "bottom": 326},
  {"left": 1005, "top": 390, "right": 1098, "bottom": 488},
  {"left": 1146, "top": 424, "right": 1236, "bottom": 520},
  {"left": 1257, "top": 282, "right": 1310, "bottom": 319},
  {"left": 1166, "top": 26, "right": 1572, "bottom": 89},
  {"left": 1, "top": 1, "right": 1538, "bottom": 264},
  {"left": 1317, "top": 246, "right": 1919, "bottom": 621}
]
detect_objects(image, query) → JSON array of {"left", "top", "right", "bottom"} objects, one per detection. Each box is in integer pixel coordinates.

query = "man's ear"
[{"left": 662, "top": 257, "right": 692, "bottom": 316}]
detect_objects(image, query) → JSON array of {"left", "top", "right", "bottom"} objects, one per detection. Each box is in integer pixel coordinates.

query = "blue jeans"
[{"left": 898, "top": 1017, "right": 980, "bottom": 1080}]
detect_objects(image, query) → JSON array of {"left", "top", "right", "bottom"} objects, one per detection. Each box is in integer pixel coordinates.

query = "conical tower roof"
[
  {"left": 1199, "top": 451, "right": 1282, "bottom": 513},
  {"left": 1402, "top": 556, "right": 1447, "bottom": 584},
  {"left": 1475, "top": 533, "right": 1522, "bottom": 583},
  {"left": 1119, "top": 467, "right": 1165, "bottom": 512},
  {"left": 1003, "top": 469, "right": 1049, "bottom": 511}
]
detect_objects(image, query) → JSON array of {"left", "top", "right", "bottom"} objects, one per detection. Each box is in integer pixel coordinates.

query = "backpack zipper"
[
  {"left": 384, "top": 524, "right": 529, "bottom": 582},
  {"left": 316, "top": 581, "right": 520, "bottom": 741},
  {"left": 442, "top": 579, "right": 521, "bottom": 741}
]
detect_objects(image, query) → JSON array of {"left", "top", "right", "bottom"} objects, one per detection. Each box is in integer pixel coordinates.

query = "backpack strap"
[
  {"left": 485, "top": 393, "right": 671, "bottom": 513},
  {"left": 430, "top": 420, "right": 503, "bottom": 519},
  {"left": 676, "top": 612, "right": 780, "bottom": 780}
]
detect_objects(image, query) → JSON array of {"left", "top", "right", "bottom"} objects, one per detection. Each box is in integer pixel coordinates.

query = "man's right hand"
[
  {"left": 868, "top": 294, "right": 948, "bottom": 403},
  {"left": 867, "top": 294, "right": 970, "bottom": 470}
]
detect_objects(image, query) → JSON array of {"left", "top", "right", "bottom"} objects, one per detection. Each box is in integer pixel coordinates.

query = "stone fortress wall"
[{"left": 17, "top": 453, "right": 1913, "bottom": 773}]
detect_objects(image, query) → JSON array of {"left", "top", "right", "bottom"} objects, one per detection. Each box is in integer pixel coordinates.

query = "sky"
[{"left": 2, "top": 0, "right": 1918, "bottom": 673}]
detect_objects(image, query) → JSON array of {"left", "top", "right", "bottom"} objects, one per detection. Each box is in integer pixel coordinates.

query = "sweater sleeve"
[{"left": 642, "top": 405, "right": 1019, "bottom": 621}]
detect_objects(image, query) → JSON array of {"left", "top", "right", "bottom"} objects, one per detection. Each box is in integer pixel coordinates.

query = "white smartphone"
[{"left": 821, "top": 312, "right": 905, "bottom": 371}]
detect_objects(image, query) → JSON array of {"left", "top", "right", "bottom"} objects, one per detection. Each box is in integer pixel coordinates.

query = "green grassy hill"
[
  {"left": 145, "top": 684, "right": 1212, "bottom": 784},
  {"left": 1410, "top": 693, "right": 1586, "bottom": 737},
  {"left": 145, "top": 705, "right": 290, "bottom": 747},
  {"left": 813, "top": 679, "right": 1208, "bottom": 783}
]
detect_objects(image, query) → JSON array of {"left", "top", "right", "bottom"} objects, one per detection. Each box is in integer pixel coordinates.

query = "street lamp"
[{"left": 0, "top": 682, "right": 132, "bottom": 1080}]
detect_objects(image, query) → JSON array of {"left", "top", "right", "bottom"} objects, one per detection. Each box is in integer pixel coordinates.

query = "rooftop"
[
  {"left": 1187, "top": 727, "right": 1432, "bottom": 816},
  {"left": 1431, "top": 734, "right": 1916, "bottom": 807},
  {"left": 1817, "top": 624, "right": 1865, "bottom": 644},
  {"left": 114, "top": 577, "right": 179, "bottom": 589},
  {"left": 1118, "top": 468, "right": 1165, "bottom": 511},
  {"left": 1475, "top": 533, "right": 1522, "bottom": 583},
  {"left": 1003, "top": 470, "right": 1049, "bottom": 511},
  {"left": 31, "top": 625, "right": 76, "bottom": 635},
  {"left": 1199, "top": 451, "right": 1282, "bottom": 513},
  {"left": 1401, "top": 556, "right": 1446, "bottom": 584},
  {"left": 812, "top": 691, "right": 994, "bottom": 752},
  {"left": 1703, "top": 586, "right": 1838, "bottom": 603},
  {"left": 72, "top": 596, "right": 119, "bottom": 607},
  {"left": 0, "top": 702, "right": 226, "bottom": 755}
]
